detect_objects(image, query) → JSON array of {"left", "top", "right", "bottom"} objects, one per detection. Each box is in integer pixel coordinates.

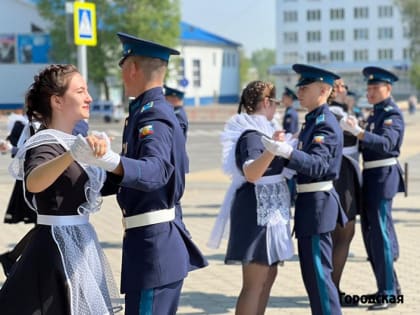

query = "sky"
[{"left": 181, "top": 0, "right": 276, "bottom": 56}]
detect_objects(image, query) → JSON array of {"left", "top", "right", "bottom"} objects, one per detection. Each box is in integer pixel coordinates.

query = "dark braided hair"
[
  {"left": 237, "top": 80, "right": 276, "bottom": 114},
  {"left": 25, "top": 64, "right": 79, "bottom": 127}
]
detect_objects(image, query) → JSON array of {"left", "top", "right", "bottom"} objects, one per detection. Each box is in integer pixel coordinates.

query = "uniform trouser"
[
  {"left": 361, "top": 198, "right": 399, "bottom": 295},
  {"left": 125, "top": 280, "right": 184, "bottom": 315},
  {"left": 286, "top": 177, "right": 297, "bottom": 206},
  {"left": 298, "top": 233, "right": 342, "bottom": 315}
]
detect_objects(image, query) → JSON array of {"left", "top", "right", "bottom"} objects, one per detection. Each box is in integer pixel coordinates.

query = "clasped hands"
[
  {"left": 261, "top": 130, "right": 294, "bottom": 159},
  {"left": 69, "top": 131, "right": 120, "bottom": 172},
  {"left": 339, "top": 115, "right": 363, "bottom": 136},
  {"left": 0, "top": 139, "right": 12, "bottom": 154}
]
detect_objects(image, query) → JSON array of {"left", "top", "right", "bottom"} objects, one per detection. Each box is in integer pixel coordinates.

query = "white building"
[
  {"left": 271, "top": 0, "right": 415, "bottom": 99},
  {"left": 170, "top": 22, "right": 241, "bottom": 106},
  {"left": 0, "top": 0, "right": 50, "bottom": 110}
]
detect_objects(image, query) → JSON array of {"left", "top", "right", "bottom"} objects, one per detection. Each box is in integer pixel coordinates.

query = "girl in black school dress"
[
  {"left": 0, "top": 64, "right": 120, "bottom": 315},
  {"left": 0, "top": 119, "right": 89, "bottom": 277},
  {"left": 209, "top": 81, "right": 294, "bottom": 315}
]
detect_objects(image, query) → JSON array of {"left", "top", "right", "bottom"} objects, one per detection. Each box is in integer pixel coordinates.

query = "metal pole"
[
  {"left": 77, "top": 0, "right": 88, "bottom": 82},
  {"left": 78, "top": 45, "right": 87, "bottom": 82}
]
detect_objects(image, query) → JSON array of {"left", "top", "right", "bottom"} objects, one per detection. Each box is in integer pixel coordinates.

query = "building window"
[
  {"left": 354, "top": 28, "right": 369, "bottom": 40},
  {"left": 378, "top": 27, "right": 393, "bottom": 39},
  {"left": 354, "top": 7, "right": 369, "bottom": 19},
  {"left": 307, "top": 10, "right": 321, "bottom": 21},
  {"left": 284, "top": 11, "right": 298, "bottom": 22},
  {"left": 307, "top": 51, "right": 322, "bottom": 63},
  {"left": 192, "top": 59, "right": 201, "bottom": 87},
  {"left": 378, "top": 49, "right": 393, "bottom": 60},
  {"left": 284, "top": 32, "right": 298, "bottom": 43},
  {"left": 283, "top": 52, "right": 299, "bottom": 64},
  {"left": 178, "top": 58, "right": 185, "bottom": 80},
  {"left": 353, "top": 49, "right": 369, "bottom": 61},
  {"left": 330, "top": 29, "right": 345, "bottom": 41},
  {"left": 403, "top": 26, "right": 411, "bottom": 38},
  {"left": 403, "top": 48, "right": 412, "bottom": 60},
  {"left": 330, "top": 8, "right": 345, "bottom": 20},
  {"left": 330, "top": 50, "right": 345, "bottom": 62},
  {"left": 307, "top": 31, "right": 321, "bottom": 42},
  {"left": 378, "top": 6, "right": 393, "bottom": 17}
]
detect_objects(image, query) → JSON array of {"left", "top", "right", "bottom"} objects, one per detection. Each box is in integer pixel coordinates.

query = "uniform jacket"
[
  {"left": 361, "top": 97, "right": 405, "bottom": 199},
  {"left": 282, "top": 106, "right": 299, "bottom": 134},
  {"left": 105, "top": 87, "right": 207, "bottom": 293},
  {"left": 287, "top": 104, "right": 347, "bottom": 237},
  {"left": 174, "top": 106, "right": 188, "bottom": 139}
]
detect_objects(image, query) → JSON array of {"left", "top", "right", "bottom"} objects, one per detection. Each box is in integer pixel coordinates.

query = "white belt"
[
  {"left": 37, "top": 214, "right": 89, "bottom": 226},
  {"left": 364, "top": 157, "right": 397, "bottom": 169},
  {"left": 122, "top": 208, "right": 175, "bottom": 230},
  {"left": 296, "top": 181, "right": 333, "bottom": 193},
  {"left": 343, "top": 145, "right": 358, "bottom": 156}
]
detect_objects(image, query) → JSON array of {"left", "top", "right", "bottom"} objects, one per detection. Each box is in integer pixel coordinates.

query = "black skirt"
[
  {"left": 3, "top": 180, "right": 36, "bottom": 224},
  {"left": 0, "top": 226, "right": 71, "bottom": 315},
  {"left": 334, "top": 157, "right": 362, "bottom": 221}
]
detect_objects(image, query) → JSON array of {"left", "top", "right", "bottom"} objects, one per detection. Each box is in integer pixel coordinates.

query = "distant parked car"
[{"left": 90, "top": 100, "right": 124, "bottom": 123}]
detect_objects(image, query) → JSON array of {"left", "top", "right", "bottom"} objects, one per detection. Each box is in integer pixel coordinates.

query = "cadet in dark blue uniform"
[
  {"left": 164, "top": 85, "right": 188, "bottom": 139},
  {"left": 340, "top": 66, "right": 404, "bottom": 310},
  {"left": 281, "top": 87, "right": 299, "bottom": 134},
  {"left": 328, "top": 78, "right": 362, "bottom": 307},
  {"left": 262, "top": 64, "right": 347, "bottom": 315},
  {"left": 74, "top": 33, "right": 208, "bottom": 315}
]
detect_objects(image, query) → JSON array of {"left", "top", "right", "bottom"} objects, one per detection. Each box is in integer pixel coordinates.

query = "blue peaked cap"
[
  {"left": 283, "top": 87, "right": 297, "bottom": 100},
  {"left": 292, "top": 64, "right": 340, "bottom": 87},
  {"left": 117, "top": 32, "right": 180, "bottom": 65},
  {"left": 164, "top": 85, "right": 184, "bottom": 100},
  {"left": 363, "top": 66, "right": 398, "bottom": 85}
]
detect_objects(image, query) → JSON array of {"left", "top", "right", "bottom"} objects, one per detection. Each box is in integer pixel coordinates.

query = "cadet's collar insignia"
[
  {"left": 315, "top": 114, "right": 325, "bottom": 125},
  {"left": 141, "top": 101, "right": 154, "bottom": 113},
  {"left": 384, "top": 119, "right": 393, "bottom": 126},
  {"left": 384, "top": 105, "right": 393, "bottom": 112},
  {"left": 174, "top": 108, "right": 180, "bottom": 114},
  {"left": 298, "top": 141, "right": 303, "bottom": 150},
  {"left": 313, "top": 135, "right": 325, "bottom": 144},
  {"left": 139, "top": 124, "right": 154, "bottom": 138}
]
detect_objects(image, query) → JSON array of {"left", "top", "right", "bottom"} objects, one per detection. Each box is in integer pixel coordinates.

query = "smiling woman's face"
[{"left": 58, "top": 72, "right": 92, "bottom": 121}]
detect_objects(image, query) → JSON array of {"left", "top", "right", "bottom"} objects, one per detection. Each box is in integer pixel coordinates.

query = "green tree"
[
  {"left": 250, "top": 48, "right": 276, "bottom": 82},
  {"left": 37, "top": 0, "right": 180, "bottom": 99},
  {"left": 395, "top": 0, "right": 420, "bottom": 90},
  {"left": 239, "top": 49, "right": 251, "bottom": 88}
]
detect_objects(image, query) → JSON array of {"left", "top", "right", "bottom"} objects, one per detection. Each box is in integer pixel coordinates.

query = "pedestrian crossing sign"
[{"left": 73, "top": 2, "right": 97, "bottom": 46}]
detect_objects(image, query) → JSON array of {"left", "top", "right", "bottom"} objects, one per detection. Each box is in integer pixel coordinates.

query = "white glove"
[
  {"left": 70, "top": 134, "right": 121, "bottom": 172},
  {"left": 261, "top": 136, "right": 293, "bottom": 159},
  {"left": 339, "top": 116, "right": 363, "bottom": 136},
  {"left": 69, "top": 134, "right": 97, "bottom": 164},
  {"left": 91, "top": 132, "right": 121, "bottom": 172}
]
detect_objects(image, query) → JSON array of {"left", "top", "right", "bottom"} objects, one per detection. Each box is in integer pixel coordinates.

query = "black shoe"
[
  {"left": 0, "top": 253, "right": 15, "bottom": 277},
  {"left": 368, "top": 301, "right": 396, "bottom": 311}
]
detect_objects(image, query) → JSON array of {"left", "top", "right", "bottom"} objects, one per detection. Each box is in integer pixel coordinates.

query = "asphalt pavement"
[{"left": 0, "top": 104, "right": 419, "bottom": 314}]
